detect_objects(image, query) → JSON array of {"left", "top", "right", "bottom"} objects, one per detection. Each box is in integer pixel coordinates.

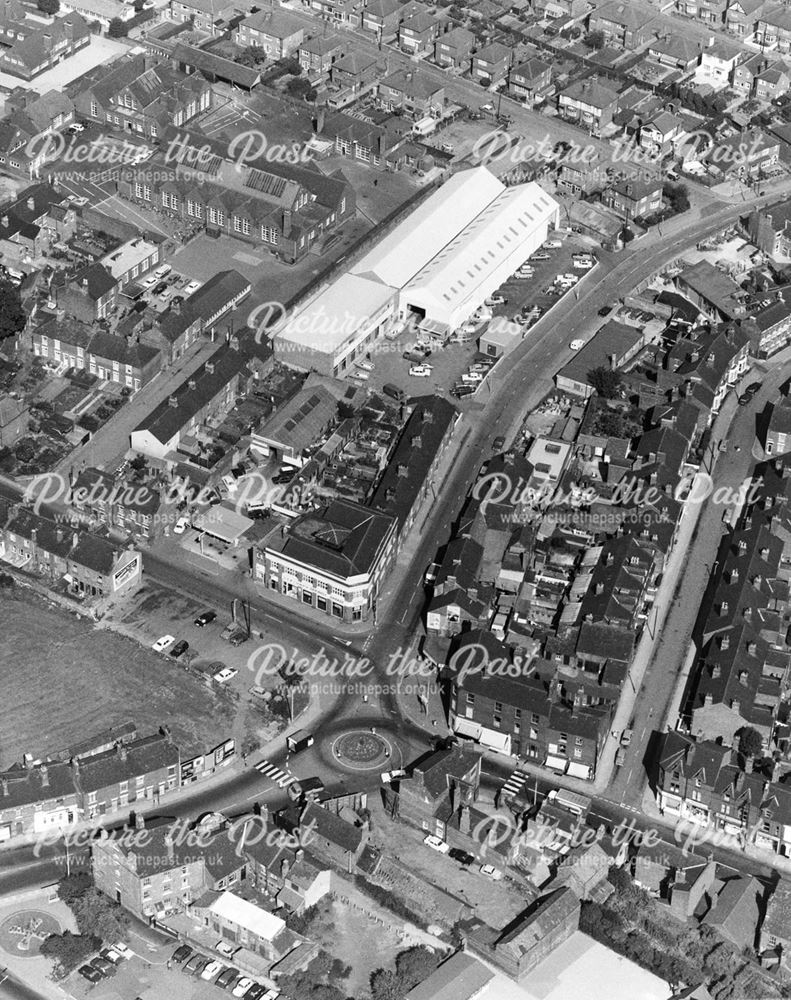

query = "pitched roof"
[
  {"left": 404, "top": 953, "right": 494, "bottom": 1000},
  {"left": 74, "top": 733, "right": 178, "bottom": 793},
  {"left": 496, "top": 887, "right": 579, "bottom": 957},
  {"left": 300, "top": 800, "right": 364, "bottom": 853}
]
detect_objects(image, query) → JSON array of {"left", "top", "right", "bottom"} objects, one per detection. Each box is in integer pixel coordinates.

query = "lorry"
[{"left": 286, "top": 730, "right": 315, "bottom": 753}]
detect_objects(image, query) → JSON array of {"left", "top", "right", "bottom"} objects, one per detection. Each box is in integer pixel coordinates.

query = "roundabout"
[
  {"left": 0, "top": 910, "right": 61, "bottom": 957},
  {"left": 331, "top": 729, "right": 394, "bottom": 771}
]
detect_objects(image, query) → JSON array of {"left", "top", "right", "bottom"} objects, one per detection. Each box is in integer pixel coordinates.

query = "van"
[
  {"left": 287, "top": 730, "right": 314, "bottom": 753},
  {"left": 383, "top": 383, "right": 406, "bottom": 403},
  {"left": 154, "top": 264, "right": 172, "bottom": 280}
]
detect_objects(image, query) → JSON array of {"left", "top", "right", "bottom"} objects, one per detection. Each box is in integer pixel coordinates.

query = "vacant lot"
[{"left": 0, "top": 590, "right": 236, "bottom": 768}]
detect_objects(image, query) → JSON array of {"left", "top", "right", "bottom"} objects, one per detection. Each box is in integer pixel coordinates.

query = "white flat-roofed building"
[
  {"left": 100, "top": 238, "right": 161, "bottom": 287},
  {"left": 273, "top": 272, "right": 398, "bottom": 376}
]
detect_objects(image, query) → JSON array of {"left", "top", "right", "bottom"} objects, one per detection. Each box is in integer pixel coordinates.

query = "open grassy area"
[{"left": 0, "top": 590, "right": 236, "bottom": 768}]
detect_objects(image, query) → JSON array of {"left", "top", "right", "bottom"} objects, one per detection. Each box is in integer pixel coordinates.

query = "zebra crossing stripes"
[
  {"left": 500, "top": 769, "right": 529, "bottom": 800},
  {"left": 254, "top": 760, "right": 296, "bottom": 788}
]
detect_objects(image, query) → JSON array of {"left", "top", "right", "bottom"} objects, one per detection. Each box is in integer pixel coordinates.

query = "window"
[
  {"left": 531, "top": 713, "right": 540, "bottom": 724},
  {"left": 494, "top": 701, "right": 502, "bottom": 712}
]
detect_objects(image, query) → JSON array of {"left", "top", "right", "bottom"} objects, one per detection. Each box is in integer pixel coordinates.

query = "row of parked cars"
[
  {"left": 451, "top": 356, "right": 498, "bottom": 399},
  {"left": 172, "top": 943, "right": 279, "bottom": 1000},
  {"left": 423, "top": 835, "right": 504, "bottom": 879},
  {"left": 78, "top": 942, "right": 134, "bottom": 982}
]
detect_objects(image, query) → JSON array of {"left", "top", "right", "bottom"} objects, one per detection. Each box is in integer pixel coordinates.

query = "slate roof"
[
  {"left": 0, "top": 761, "right": 76, "bottom": 810},
  {"left": 75, "top": 733, "right": 178, "bottom": 793},
  {"left": 300, "top": 800, "right": 364, "bottom": 853},
  {"left": 495, "top": 887, "right": 579, "bottom": 956},
  {"left": 277, "top": 498, "right": 396, "bottom": 579}
]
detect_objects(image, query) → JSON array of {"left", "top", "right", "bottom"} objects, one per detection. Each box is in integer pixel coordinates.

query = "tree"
[
  {"left": 107, "top": 16, "right": 128, "bottom": 36},
  {"left": 40, "top": 932, "right": 98, "bottom": 979},
  {"left": 370, "top": 968, "right": 403, "bottom": 1000},
  {"left": 69, "top": 887, "right": 129, "bottom": 942},
  {"left": 0, "top": 278, "right": 25, "bottom": 343},
  {"left": 287, "top": 76, "right": 313, "bottom": 99},
  {"left": 279, "top": 55, "right": 301, "bottom": 75},
  {"left": 238, "top": 45, "right": 266, "bottom": 67},
  {"left": 37, "top": 0, "right": 60, "bottom": 12},
  {"left": 587, "top": 366, "right": 622, "bottom": 399},
  {"left": 737, "top": 726, "right": 763, "bottom": 758},
  {"left": 57, "top": 872, "right": 92, "bottom": 906},
  {"left": 584, "top": 29, "right": 605, "bottom": 49},
  {"left": 395, "top": 946, "right": 440, "bottom": 991}
]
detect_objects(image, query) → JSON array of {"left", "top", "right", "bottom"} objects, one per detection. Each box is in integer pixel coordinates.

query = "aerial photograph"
[{"left": 5, "top": 0, "right": 791, "bottom": 996}]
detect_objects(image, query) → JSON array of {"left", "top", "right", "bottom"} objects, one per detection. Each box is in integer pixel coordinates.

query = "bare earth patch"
[{"left": 0, "top": 591, "right": 236, "bottom": 767}]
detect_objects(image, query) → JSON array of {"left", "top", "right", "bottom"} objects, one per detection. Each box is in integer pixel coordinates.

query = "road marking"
[{"left": 254, "top": 760, "right": 296, "bottom": 788}]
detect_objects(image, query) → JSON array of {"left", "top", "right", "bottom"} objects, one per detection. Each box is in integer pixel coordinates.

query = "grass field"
[{"left": 0, "top": 591, "right": 237, "bottom": 769}]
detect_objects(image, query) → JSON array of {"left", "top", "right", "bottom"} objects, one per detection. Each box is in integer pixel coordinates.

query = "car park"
[
  {"left": 170, "top": 639, "right": 189, "bottom": 658},
  {"left": 480, "top": 864, "right": 503, "bottom": 880},
  {"left": 79, "top": 965, "right": 103, "bottom": 983},
  {"left": 184, "top": 954, "right": 210, "bottom": 975},
  {"left": 201, "top": 961, "right": 224, "bottom": 981},
  {"left": 424, "top": 834, "right": 450, "bottom": 853},
  {"left": 152, "top": 635, "right": 174, "bottom": 652},
  {"left": 216, "top": 967, "right": 240, "bottom": 989},
  {"left": 195, "top": 610, "right": 217, "bottom": 627},
  {"left": 234, "top": 979, "right": 255, "bottom": 997},
  {"left": 173, "top": 944, "right": 193, "bottom": 964},
  {"left": 410, "top": 365, "right": 432, "bottom": 377},
  {"left": 213, "top": 667, "right": 238, "bottom": 683}
]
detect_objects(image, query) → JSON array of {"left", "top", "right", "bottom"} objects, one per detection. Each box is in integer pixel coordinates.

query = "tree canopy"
[
  {"left": 0, "top": 277, "right": 25, "bottom": 343},
  {"left": 587, "top": 366, "right": 623, "bottom": 399}
]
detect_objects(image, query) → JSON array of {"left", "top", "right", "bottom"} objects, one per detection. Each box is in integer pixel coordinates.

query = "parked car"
[
  {"left": 90, "top": 957, "right": 115, "bottom": 977},
  {"left": 480, "top": 864, "right": 503, "bottom": 880},
  {"left": 184, "top": 954, "right": 210, "bottom": 975},
  {"left": 529, "top": 253, "right": 550, "bottom": 261},
  {"left": 185, "top": 280, "right": 201, "bottom": 296},
  {"left": 152, "top": 635, "right": 174, "bottom": 653},
  {"left": 451, "top": 385, "right": 476, "bottom": 398},
  {"left": 216, "top": 941, "right": 237, "bottom": 957},
  {"left": 78, "top": 966, "right": 102, "bottom": 983},
  {"left": 543, "top": 240, "right": 562, "bottom": 249},
  {"left": 229, "top": 630, "right": 249, "bottom": 647},
  {"left": 423, "top": 834, "right": 450, "bottom": 854},
  {"left": 621, "top": 729, "right": 633, "bottom": 746},
  {"left": 461, "top": 372, "right": 484, "bottom": 384},
  {"left": 112, "top": 943, "right": 133, "bottom": 960},
  {"left": 216, "top": 967, "right": 240, "bottom": 989},
  {"left": 243, "top": 986, "right": 268, "bottom": 1000},
  {"left": 213, "top": 667, "right": 238, "bottom": 683},
  {"left": 356, "top": 360, "right": 375, "bottom": 372},
  {"left": 745, "top": 381, "right": 762, "bottom": 396},
  {"left": 101, "top": 948, "right": 123, "bottom": 965},
  {"left": 201, "top": 961, "right": 224, "bottom": 981},
  {"left": 233, "top": 979, "right": 255, "bottom": 998},
  {"left": 449, "top": 847, "right": 475, "bottom": 865},
  {"left": 615, "top": 748, "right": 626, "bottom": 767},
  {"left": 409, "top": 365, "right": 432, "bottom": 377},
  {"left": 569, "top": 339, "right": 585, "bottom": 350},
  {"left": 173, "top": 515, "right": 190, "bottom": 534},
  {"left": 195, "top": 610, "right": 216, "bottom": 627},
  {"left": 172, "top": 944, "right": 193, "bottom": 964},
  {"left": 486, "top": 294, "right": 507, "bottom": 305},
  {"left": 152, "top": 281, "right": 168, "bottom": 296},
  {"left": 492, "top": 435, "right": 506, "bottom": 451},
  {"left": 169, "top": 639, "right": 189, "bottom": 658},
  {"left": 68, "top": 122, "right": 86, "bottom": 133}
]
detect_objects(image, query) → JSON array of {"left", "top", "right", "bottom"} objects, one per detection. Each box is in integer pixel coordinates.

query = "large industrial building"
[{"left": 273, "top": 166, "right": 560, "bottom": 375}]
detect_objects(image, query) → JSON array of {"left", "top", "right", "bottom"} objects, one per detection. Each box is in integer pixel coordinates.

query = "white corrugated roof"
[
  {"left": 351, "top": 166, "right": 505, "bottom": 289},
  {"left": 209, "top": 892, "right": 285, "bottom": 941},
  {"left": 274, "top": 273, "right": 396, "bottom": 353},
  {"left": 403, "top": 182, "right": 559, "bottom": 314}
]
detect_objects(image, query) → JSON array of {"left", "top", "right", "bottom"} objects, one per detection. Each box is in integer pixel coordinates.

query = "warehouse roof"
[{"left": 351, "top": 166, "right": 505, "bottom": 289}]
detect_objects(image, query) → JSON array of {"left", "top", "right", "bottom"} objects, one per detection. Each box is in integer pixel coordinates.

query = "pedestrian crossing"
[
  {"left": 500, "top": 769, "right": 530, "bottom": 800},
  {"left": 254, "top": 760, "right": 296, "bottom": 789}
]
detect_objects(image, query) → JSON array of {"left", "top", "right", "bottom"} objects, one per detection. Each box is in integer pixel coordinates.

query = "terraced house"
[
  {"left": 74, "top": 732, "right": 179, "bottom": 818},
  {"left": 117, "top": 130, "right": 355, "bottom": 264},
  {"left": 73, "top": 54, "right": 212, "bottom": 140}
]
